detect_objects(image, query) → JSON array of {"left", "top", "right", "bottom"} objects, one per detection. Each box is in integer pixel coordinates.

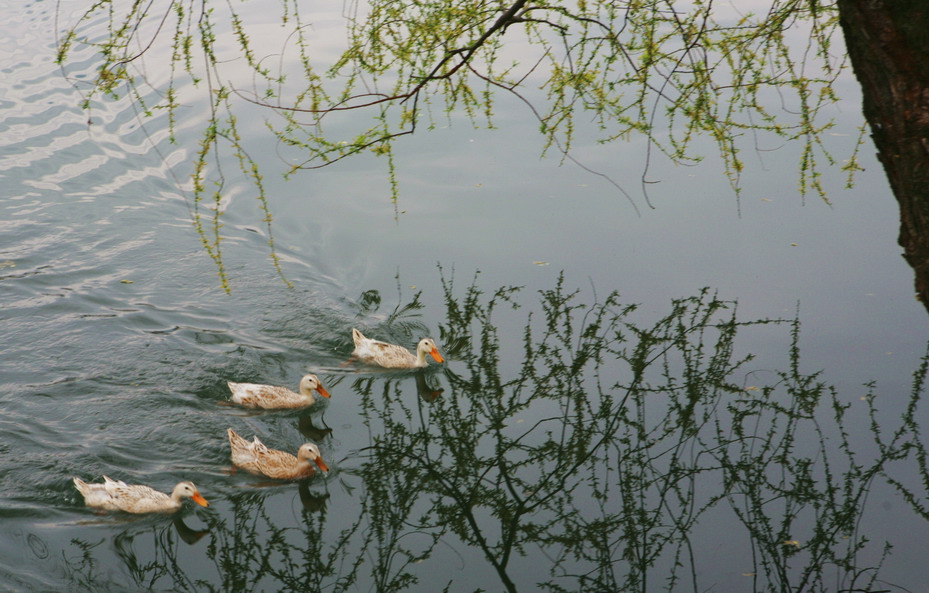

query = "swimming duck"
[
  {"left": 226, "top": 428, "right": 329, "bottom": 480},
  {"left": 227, "top": 374, "right": 330, "bottom": 409},
  {"left": 73, "top": 476, "right": 209, "bottom": 514},
  {"left": 351, "top": 328, "right": 445, "bottom": 369}
]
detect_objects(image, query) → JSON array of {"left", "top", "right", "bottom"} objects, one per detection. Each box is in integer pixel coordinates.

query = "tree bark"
[{"left": 837, "top": 1, "right": 929, "bottom": 313}]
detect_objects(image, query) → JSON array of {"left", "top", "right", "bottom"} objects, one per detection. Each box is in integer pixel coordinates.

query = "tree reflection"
[
  {"left": 62, "top": 275, "right": 929, "bottom": 592},
  {"left": 61, "top": 513, "right": 211, "bottom": 592},
  {"left": 348, "top": 273, "right": 929, "bottom": 592}
]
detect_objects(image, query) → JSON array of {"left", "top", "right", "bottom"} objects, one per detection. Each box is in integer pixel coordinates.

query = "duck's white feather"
[
  {"left": 227, "top": 428, "right": 329, "bottom": 480},
  {"left": 351, "top": 328, "right": 444, "bottom": 369},
  {"left": 227, "top": 374, "right": 330, "bottom": 409},
  {"left": 73, "top": 476, "right": 209, "bottom": 513}
]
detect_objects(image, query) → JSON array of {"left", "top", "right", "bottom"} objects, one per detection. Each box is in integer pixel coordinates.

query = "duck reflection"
[
  {"left": 172, "top": 515, "right": 209, "bottom": 545},
  {"left": 414, "top": 371, "right": 443, "bottom": 402},
  {"left": 298, "top": 480, "right": 329, "bottom": 513},
  {"left": 348, "top": 369, "right": 445, "bottom": 405},
  {"left": 297, "top": 413, "right": 333, "bottom": 442}
]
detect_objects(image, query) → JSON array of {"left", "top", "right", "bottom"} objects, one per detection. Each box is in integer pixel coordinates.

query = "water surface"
[{"left": 2, "top": 1, "right": 929, "bottom": 591}]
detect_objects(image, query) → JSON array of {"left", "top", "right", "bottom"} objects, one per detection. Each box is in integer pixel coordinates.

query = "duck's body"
[
  {"left": 227, "top": 428, "right": 329, "bottom": 480},
  {"left": 73, "top": 476, "right": 209, "bottom": 514},
  {"left": 351, "top": 328, "right": 444, "bottom": 369},
  {"left": 227, "top": 374, "right": 330, "bottom": 409}
]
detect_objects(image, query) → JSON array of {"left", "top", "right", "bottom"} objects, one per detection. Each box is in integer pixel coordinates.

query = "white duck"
[
  {"left": 227, "top": 428, "right": 329, "bottom": 480},
  {"left": 351, "top": 328, "right": 445, "bottom": 369},
  {"left": 73, "top": 476, "right": 209, "bottom": 514},
  {"left": 227, "top": 374, "right": 330, "bottom": 409}
]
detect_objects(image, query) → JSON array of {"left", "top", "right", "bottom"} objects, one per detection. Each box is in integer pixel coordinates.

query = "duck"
[
  {"left": 227, "top": 428, "right": 329, "bottom": 480},
  {"left": 351, "top": 328, "right": 445, "bottom": 369},
  {"left": 73, "top": 476, "right": 209, "bottom": 514},
  {"left": 227, "top": 374, "right": 330, "bottom": 409}
]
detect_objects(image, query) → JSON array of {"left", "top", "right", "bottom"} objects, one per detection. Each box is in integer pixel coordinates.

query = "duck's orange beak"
[
  {"left": 316, "top": 384, "right": 331, "bottom": 398},
  {"left": 430, "top": 348, "right": 445, "bottom": 363},
  {"left": 192, "top": 492, "right": 210, "bottom": 507},
  {"left": 314, "top": 456, "right": 330, "bottom": 473}
]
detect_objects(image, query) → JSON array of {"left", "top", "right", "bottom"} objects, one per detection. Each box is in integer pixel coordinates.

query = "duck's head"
[
  {"left": 173, "top": 481, "right": 210, "bottom": 507},
  {"left": 299, "top": 374, "right": 331, "bottom": 398},
  {"left": 297, "top": 443, "right": 330, "bottom": 473},
  {"left": 417, "top": 338, "right": 444, "bottom": 364}
]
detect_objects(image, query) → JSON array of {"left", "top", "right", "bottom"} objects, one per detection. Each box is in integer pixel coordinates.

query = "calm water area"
[{"left": 2, "top": 1, "right": 929, "bottom": 592}]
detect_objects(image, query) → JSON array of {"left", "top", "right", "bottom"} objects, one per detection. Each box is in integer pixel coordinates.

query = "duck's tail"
[{"left": 72, "top": 477, "right": 89, "bottom": 496}]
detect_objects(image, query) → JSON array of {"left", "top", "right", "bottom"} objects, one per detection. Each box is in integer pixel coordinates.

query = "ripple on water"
[{"left": 0, "top": 14, "right": 356, "bottom": 593}]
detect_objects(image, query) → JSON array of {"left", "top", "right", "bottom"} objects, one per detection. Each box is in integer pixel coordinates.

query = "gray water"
[{"left": 2, "top": 1, "right": 929, "bottom": 592}]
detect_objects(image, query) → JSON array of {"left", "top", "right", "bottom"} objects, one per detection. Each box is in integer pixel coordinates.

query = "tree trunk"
[{"left": 837, "top": 0, "right": 929, "bottom": 313}]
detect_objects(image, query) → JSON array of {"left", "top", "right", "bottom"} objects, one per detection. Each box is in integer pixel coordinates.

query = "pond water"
[{"left": 2, "top": 1, "right": 929, "bottom": 592}]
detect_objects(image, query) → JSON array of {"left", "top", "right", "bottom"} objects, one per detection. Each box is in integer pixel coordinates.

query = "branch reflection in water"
[
  {"left": 62, "top": 515, "right": 211, "bottom": 591},
  {"left": 62, "top": 273, "right": 929, "bottom": 592}
]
